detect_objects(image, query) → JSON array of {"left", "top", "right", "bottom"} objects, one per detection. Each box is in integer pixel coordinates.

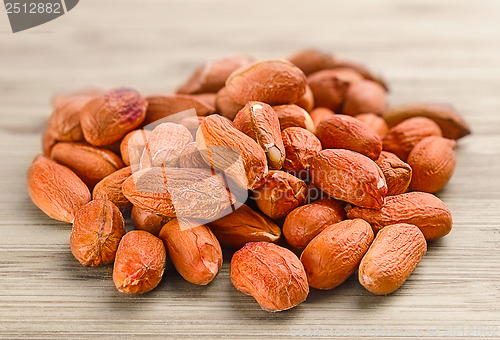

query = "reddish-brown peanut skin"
[
  {"left": 51, "top": 142, "right": 124, "bottom": 190},
  {"left": 207, "top": 204, "right": 281, "bottom": 248},
  {"left": 283, "top": 197, "right": 346, "bottom": 250},
  {"left": 295, "top": 85, "right": 315, "bottom": 112},
  {"left": 307, "top": 70, "right": 350, "bottom": 112},
  {"left": 70, "top": 199, "right": 125, "bottom": 266},
  {"left": 316, "top": 114, "right": 382, "bottom": 160},
  {"left": 383, "top": 103, "right": 471, "bottom": 140},
  {"left": 286, "top": 49, "right": 336, "bottom": 76},
  {"left": 230, "top": 242, "right": 309, "bottom": 312},
  {"left": 253, "top": 171, "right": 308, "bottom": 219},
  {"left": 359, "top": 223, "right": 427, "bottom": 295},
  {"left": 354, "top": 113, "right": 389, "bottom": 137},
  {"left": 27, "top": 155, "right": 91, "bottom": 223},
  {"left": 80, "top": 87, "right": 148, "bottom": 146},
  {"left": 159, "top": 218, "right": 222, "bottom": 285},
  {"left": 92, "top": 166, "right": 133, "bottom": 210},
  {"left": 273, "top": 104, "right": 316, "bottom": 134},
  {"left": 120, "top": 129, "right": 152, "bottom": 167},
  {"left": 310, "top": 107, "right": 335, "bottom": 127},
  {"left": 310, "top": 149, "right": 387, "bottom": 209},
  {"left": 131, "top": 206, "right": 172, "bottom": 236},
  {"left": 342, "top": 80, "right": 387, "bottom": 116},
  {"left": 300, "top": 219, "right": 374, "bottom": 290},
  {"left": 281, "top": 127, "right": 322, "bottom": 178},
  {"left": 113, "top": 230, "right": 166, "bottom": 294},
  {"left": 408, "top": 136, "right": 457, "bottom": 193},
  {"left": 347, "top": 192, "right": 452, "bottom": 241},
  {"left": 375, "top": 151, "right": 412, "bottom": 196},
  {"left": 382, "top": 117, "right": 443, "bottom": 161}
]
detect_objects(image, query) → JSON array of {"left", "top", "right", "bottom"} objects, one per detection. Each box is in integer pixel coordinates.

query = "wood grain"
[{"left": 1, "top": 0, "right": 500, "bottom": 338}]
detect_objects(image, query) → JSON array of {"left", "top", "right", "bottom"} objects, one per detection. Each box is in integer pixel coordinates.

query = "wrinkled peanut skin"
[
  {"left": 408, "top": 136, "right": 456, "bottom": 193},
  {"left": 347, "top": 191, "right": 452, "bottom": 241},
  {"left": 131, "top": 206, "right": 172, "bottom": 236},
  {"left": 253, "top": 171, "right": 308, "bottom": 219},
  {"left": 300, "top": 219, "right": 374, "bottom": 290},
  {"left": 92, "top": 166, "right": 133, "bottom": 210},
  {"left": 283, "top": 197, "right": 346, "bottom": 250},
  {"left": 307, "top": 69, "right": 351, "bottom": 112},
  {"left": 375, "top": 151, "right": 412, "bottom": 196},
  {"left": 178, "top": 142, "right": 210, "bottom": 169},
  {"left": 225, "top": 59, "right": 307, "bottom": 106},
  {"left": 310, "top": 149, "right": 387, "bottom": 209},
  {"left": 273, "top": 104, "right": 316, "bottom": 134},
  {"left": 80, "top": 87, "right": 147, "bottom": 146},
  {"left": 233, "top": 102, "right": 285, "bottom": 170},
  {"left": 316, "top": 114, "right": 382, "bottom": 160},
  {"left": 51, "top": 142, "right": 124, "bottom": 190},
  {"left": 27, "top": 155, "right": 91, "bottom": 223},
  {"left": 382, "top": 117, "right": 443, "bottom": 161},
  {"left": 207, "top": 204, "right": 281, "bottom": 248},
  {"left": 230, "top": 242, "right": 309, "bottom": 312},
  {"left": 159, "top": 218, "right": 222, "bottom": 285},
  {"left": 113, "top": 230, "right": 166, "bottom": 294},
  {"left": 359, "top": 223, "right": 427, "bottom": 295},
  {"left": 70, "top": 199, "right": 125, "bottom": 267},
  {"left": 281, "top": 127, "right": 322, "bottom": 179},
  {"left": 122, "top": 167, "right": 235, "bottom": 219},
  {"left": 383, "top": 103, "right": 471, "bottom": 140}
]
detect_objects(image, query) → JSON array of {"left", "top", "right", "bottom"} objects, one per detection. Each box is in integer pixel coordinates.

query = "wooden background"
[{"left": 1, "top": 0, "right": 500, "bottom": 338}]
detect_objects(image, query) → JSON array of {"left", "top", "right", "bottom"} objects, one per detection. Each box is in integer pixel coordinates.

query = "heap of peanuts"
[{"left": 28, "top": 49, "right": 470, "bottom": 312}]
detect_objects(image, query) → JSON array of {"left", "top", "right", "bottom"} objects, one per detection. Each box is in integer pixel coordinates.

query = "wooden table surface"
[{"left": 1, "top": 0, "right": 500, "bottom": 338}]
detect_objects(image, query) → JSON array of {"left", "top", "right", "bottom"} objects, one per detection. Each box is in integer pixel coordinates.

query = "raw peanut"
[
  {"left": 192, "top": 93, "right": 216, "bottom": 109},
  {"left": 27, "top": 155, "right": 91, "bottom": 223},
  {"left": 123, "top": 167, "right": 235, "bottom": 219},
  {"left": 354, "top": 113, "right": 389, "bottom": 137},
  {"left": 131, "top": 206, "right": 172, "bottom": 236},
  {"left": 273, "top": 104, "right": 316, "bottom": 134},
  {"left": 307, "top": 70, "right": 350, "bottom": 112},
  {"left": 286, "top": 49, "right": 336, "bottom": 76},
  {"left": 215, "top": 86, "right": 244, "bottom": 120},
  {"left": 230, "top": 242, "right": 309, "bottom": 312},
  {"left": 120, "top": 129, "right": 152, "bottom": 167},
  {"left": 80, "top": 87, "right": 147, "bottom": 146},
  {"left": 347, "top": 191, "right": 452, "bottom": 241},
  {"left": 295, "top": 84, "right": 315, "bottom": 112},
  {"left": 375, "top": 151, "right": 412, "bottom": 196},
  {"left": 304, "top": 181, "right": 324, "bottom": 203},
  {"left": 45, "top": 95, "right": 90, "bottom": 143},
  {"left": 331, "top": 58, "right": 389, "bottom": 91},
  {"left": 70, "top": 199, "right": 125, "bottom": 266},
  {"left": 177, "top": 55, "right": 254, "bottom": 94},
  {"left": 359, "top": 223, "right": 427, "bottom": 295},
  {"left": 300, "top": 219, "right": 374, "bottom": 289},
  {"left": 143, "top": 94, "right": 215, "bottom": 125},
  {"left": 178, "top": 142, "right": 210, "bottom": 169},
  {"left": 383, "top": 103, "right": 471, "bottom": 140},
  {"left": 408, "top": 136, "right": 456, "bottom": 193},
  {"left": 159, "top": 218, "right": 222, "bottom": 285},
  {"left": 233, "top": 102, "right": 285, "bottom": 169},
  {"left": 196, "top": 114, "right": 268, "bottom": 189},
  {"left": 207, "top": 203, "right": 281, "bottom": 248},
  {"left": 140, "top": 122, "right": 193, "bottom": 168},
  {"left": 281, "top": 127, "right": 322, "bottom": 179},
  {"left": 113, "top": 230, "right": 166, "bottom": 294},
  {"left": 225, "top": 59, "right": 307, "bottom": 106},
  {"left": 342, "top": 80, "right": 387, "bottom": 116},
  {"left": 92, "top": 166, "right": 133, "bottom": 210},
  {"left": 316, "top": 114, "right": 382, "bottom": 160},
  {"left": 50, "top": 142, "right": 124, "bottom": 189},
  {"left": 253, "top": 171, "right": 307, "bottom": 219},
  {"left": 283, "top": 197, "right": 346, "bottom": 250},
  {"left": 310, "top": 149, "right": 387, "bottom": 209},
  {"left": 382, "top": 117, "right": 442, "bottom": 161},
  {"left": 42, "top": 128, "right": 57, "bottom": 156},
  {"left": 310, "top": 107, "right": 335, "bottom": 127}
]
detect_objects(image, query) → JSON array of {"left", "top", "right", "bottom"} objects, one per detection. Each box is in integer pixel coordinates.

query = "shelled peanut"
[{"left": 27, "top": 48, "right": 470, "bottom": 312}]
